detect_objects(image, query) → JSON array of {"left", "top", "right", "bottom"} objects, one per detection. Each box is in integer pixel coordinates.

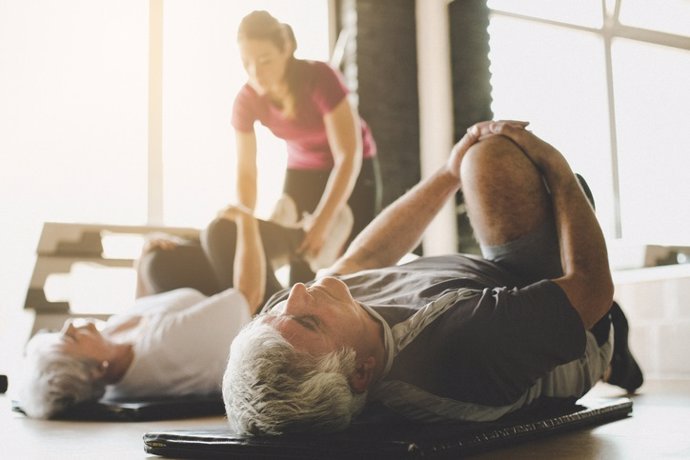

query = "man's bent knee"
[
  {"left": 460, "top": 135, "right": 530, "bottom": 183},
  {"left": 460, "top": 134, "right": 552, "bottom": 246}
]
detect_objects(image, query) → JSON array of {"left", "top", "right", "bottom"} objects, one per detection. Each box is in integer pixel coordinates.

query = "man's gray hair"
[
  {"left": 19, "top": 332, "right": 107, "bottom": 419},
  {"left": 223, "top": 319, "right": 367, "bottom": 435}
]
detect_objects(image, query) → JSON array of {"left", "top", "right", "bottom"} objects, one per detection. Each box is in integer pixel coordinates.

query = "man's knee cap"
[{"left": 461, "top": 135, "right": 524, "bottom": 178}]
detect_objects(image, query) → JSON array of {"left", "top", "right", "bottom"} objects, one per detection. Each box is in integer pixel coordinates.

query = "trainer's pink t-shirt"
[{"left": 232, "top": 60, "right": 376, "bottom": 170}]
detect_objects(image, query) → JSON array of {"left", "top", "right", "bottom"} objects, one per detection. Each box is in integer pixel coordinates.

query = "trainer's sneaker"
[
  {"left": 607, "top": 302, "right": 644, "bottom": 393},
  {"left": 304, "top": 205, "right": 354, "bottom": 273}
]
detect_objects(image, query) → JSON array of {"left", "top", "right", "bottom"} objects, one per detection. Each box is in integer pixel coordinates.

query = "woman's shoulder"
[
  {"left": 233, "top": 83, "right": 263, "bottom": 127},
  {"left": 297, "top": 59, "right": 348, "bottom": 101},
  {"left": 300, "top": 59, "right": 341, "bottom": 80}
]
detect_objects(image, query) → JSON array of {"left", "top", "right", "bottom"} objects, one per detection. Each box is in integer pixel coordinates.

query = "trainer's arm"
[{"left": 491, "top": 124, "right": 613, "bottom": 328}]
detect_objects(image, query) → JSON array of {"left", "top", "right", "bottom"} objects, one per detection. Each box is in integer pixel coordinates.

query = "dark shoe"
[
  {"left": 607, "top": 302, "right": 644, "bottom": 393},
  {"left": 575, "top": 173, "right": 596, "bottom": 210}
]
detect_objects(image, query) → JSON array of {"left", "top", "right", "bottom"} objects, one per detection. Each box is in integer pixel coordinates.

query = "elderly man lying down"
[{"left": 223, "top": 121, "right": 643, "bottom": 435}]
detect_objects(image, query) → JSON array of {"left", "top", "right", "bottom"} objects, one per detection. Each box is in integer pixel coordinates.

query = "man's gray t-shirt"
[{"left": 264, "top": 254, "right": 588, "bottom": 422}]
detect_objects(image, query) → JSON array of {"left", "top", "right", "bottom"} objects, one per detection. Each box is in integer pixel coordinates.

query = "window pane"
[
  {"left": 613, "top": 39, "right": 690, "bottom": 244},
  {"left": 619, "top": 0, "right": 690, "bottom": 37},
  {"left": 488, "top": 16, "right": 615, "bottom": 236},
  {"left": 0, "top": 0, "right": 147, "bottom": 312},
  {"left": 162, "top": 0, "right": 330, "bottom": 226},
  {"left": 488, "top": 0, "right": 603, "bottom": 28}
]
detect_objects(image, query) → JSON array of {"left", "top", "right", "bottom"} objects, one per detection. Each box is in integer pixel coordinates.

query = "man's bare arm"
[
  {"left": 329, "top": 121, "right": 527, "bottom": 275},
  {"left": 328, "top": 167, "right": 461, "bottom": 275},
  {"left": 492, "top": 123, "right": 613, "bottom": 328}
]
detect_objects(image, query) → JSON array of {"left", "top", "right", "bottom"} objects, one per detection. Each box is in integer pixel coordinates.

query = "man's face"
[{"left": 260, "top": 277, "right": 369, "bottom": 356}]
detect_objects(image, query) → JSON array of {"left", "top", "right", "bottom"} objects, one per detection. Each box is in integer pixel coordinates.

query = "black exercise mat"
[
  {"left": 12, "top": 394, "right": 224, "bottom": 422},
  {"left": 143, "top": 396, "right": 632, "bottom": 458}
]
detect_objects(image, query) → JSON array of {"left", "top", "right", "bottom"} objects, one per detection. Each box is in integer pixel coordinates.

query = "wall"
[{"left": 614, "top": 265, "right": 690, "bottom": 379}]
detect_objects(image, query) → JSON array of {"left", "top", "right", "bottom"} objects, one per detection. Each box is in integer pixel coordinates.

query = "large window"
[
  {"left": 0, "top": 1, "right": 330, "bottom": 323},
  {"left": 487, "top": 0, "right": 690, "bottom": 246},
  {"left": 0, "top": 0, "right": 148, "bottom": 315}
]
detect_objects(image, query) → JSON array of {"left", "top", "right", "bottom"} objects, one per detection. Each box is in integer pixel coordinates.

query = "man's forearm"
[
  {"left": 544, "top": 160, "right": 613, "bottom": 327},
  {"left": 327, "top": 121, "right": 521, "bottom": 275},
  {"left": 487, "top": 122, "right": 614, "bottom": 328},
  {"left": 331, "top": 168, "right": 460, "bottom": 274}
]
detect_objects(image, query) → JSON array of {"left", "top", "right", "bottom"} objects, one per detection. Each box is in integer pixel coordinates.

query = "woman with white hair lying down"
[{"left": 19, "top": 205, "right": 273, "bottom": 419}]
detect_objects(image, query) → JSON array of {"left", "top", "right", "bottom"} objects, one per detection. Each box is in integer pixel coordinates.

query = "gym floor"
[
  {"left": 1, "top": 380, "right": 689, "bottom": 459},
  {"left": 3, "top": 309, "right": 690, "bottom": 459}
]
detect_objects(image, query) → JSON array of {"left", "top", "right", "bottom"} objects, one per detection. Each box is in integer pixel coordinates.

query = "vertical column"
[
  {"left": 416, "top": 0, "right": 457, "bottom": 255},
  {"left": 344, "top": 0, "right": 420, "bottom": 210},
  {"left": 148, "top": 0, "right": 164, "bottom": 225},
  {"left": 449, "top": 0, "right": 493, "bottom": 254}
]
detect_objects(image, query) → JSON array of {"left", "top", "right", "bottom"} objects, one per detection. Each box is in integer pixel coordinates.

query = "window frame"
[{"left": 488, "top": 0, "right": 690, "bottom": 238}]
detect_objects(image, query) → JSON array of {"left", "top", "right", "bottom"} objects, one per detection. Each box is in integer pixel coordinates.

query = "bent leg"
[
  {"left": 137, "top": 241, "right": 219, "bottom": 296},
  {"left": 460, "top": 135, "right": 561, "bottom": 283},
  {"left": 201, "top": 217, "right": 303, "bottom": 300},
  {"left": 536, "top": 328, "right": 613, "bottom": 400}
]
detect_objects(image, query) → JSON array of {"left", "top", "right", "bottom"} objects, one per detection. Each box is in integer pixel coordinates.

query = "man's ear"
[
  {"left": 90, "top": 361, "right": 108, "bottom": 382},
  {"left": 349, "top": 356, "right": 376, "bottom": 393}
]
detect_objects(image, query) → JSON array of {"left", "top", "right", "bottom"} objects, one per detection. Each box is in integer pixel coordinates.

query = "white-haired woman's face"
[{"left": 58, "top": 320, "right": 113, "bottom": 365}]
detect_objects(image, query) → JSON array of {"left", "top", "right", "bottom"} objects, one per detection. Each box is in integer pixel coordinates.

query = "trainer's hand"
[
  {"left": 447, "top": 120, "right": 529, "bottom": 177},
  {"left": 298, "top": 213, "right": 331, "bottom": 259}
]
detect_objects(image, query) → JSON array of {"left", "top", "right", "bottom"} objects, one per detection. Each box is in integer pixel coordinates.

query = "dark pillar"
[
  {"left": 339, "top": 0, "right": 420, "bottom": 209},
  {"left": 337, "top": 0, "right": 492, "bottom": 254},
  {"left": 449, "top": 0, "right": 493, "bottom": 254}
]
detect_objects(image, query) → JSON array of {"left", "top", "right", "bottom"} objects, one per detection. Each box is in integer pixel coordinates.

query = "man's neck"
[{"left": 360, "top": 306, "right": 388, "bottom": 384}]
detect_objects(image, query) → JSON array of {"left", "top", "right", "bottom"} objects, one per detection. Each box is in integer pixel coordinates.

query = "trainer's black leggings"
[
  {"left": 282, "top": 156, "right": 382, "bottom": 284},
  {"left": 137, "top": 157, "right": 381, "bottom": 301}
]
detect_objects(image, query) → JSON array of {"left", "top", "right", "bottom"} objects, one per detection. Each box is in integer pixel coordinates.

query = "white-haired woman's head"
[
  {"left": 223, "top": 319, "right": 366, "bottom": 435},
  {"left": 19, "top": 332, "right": 107, "bottom": 419}
]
